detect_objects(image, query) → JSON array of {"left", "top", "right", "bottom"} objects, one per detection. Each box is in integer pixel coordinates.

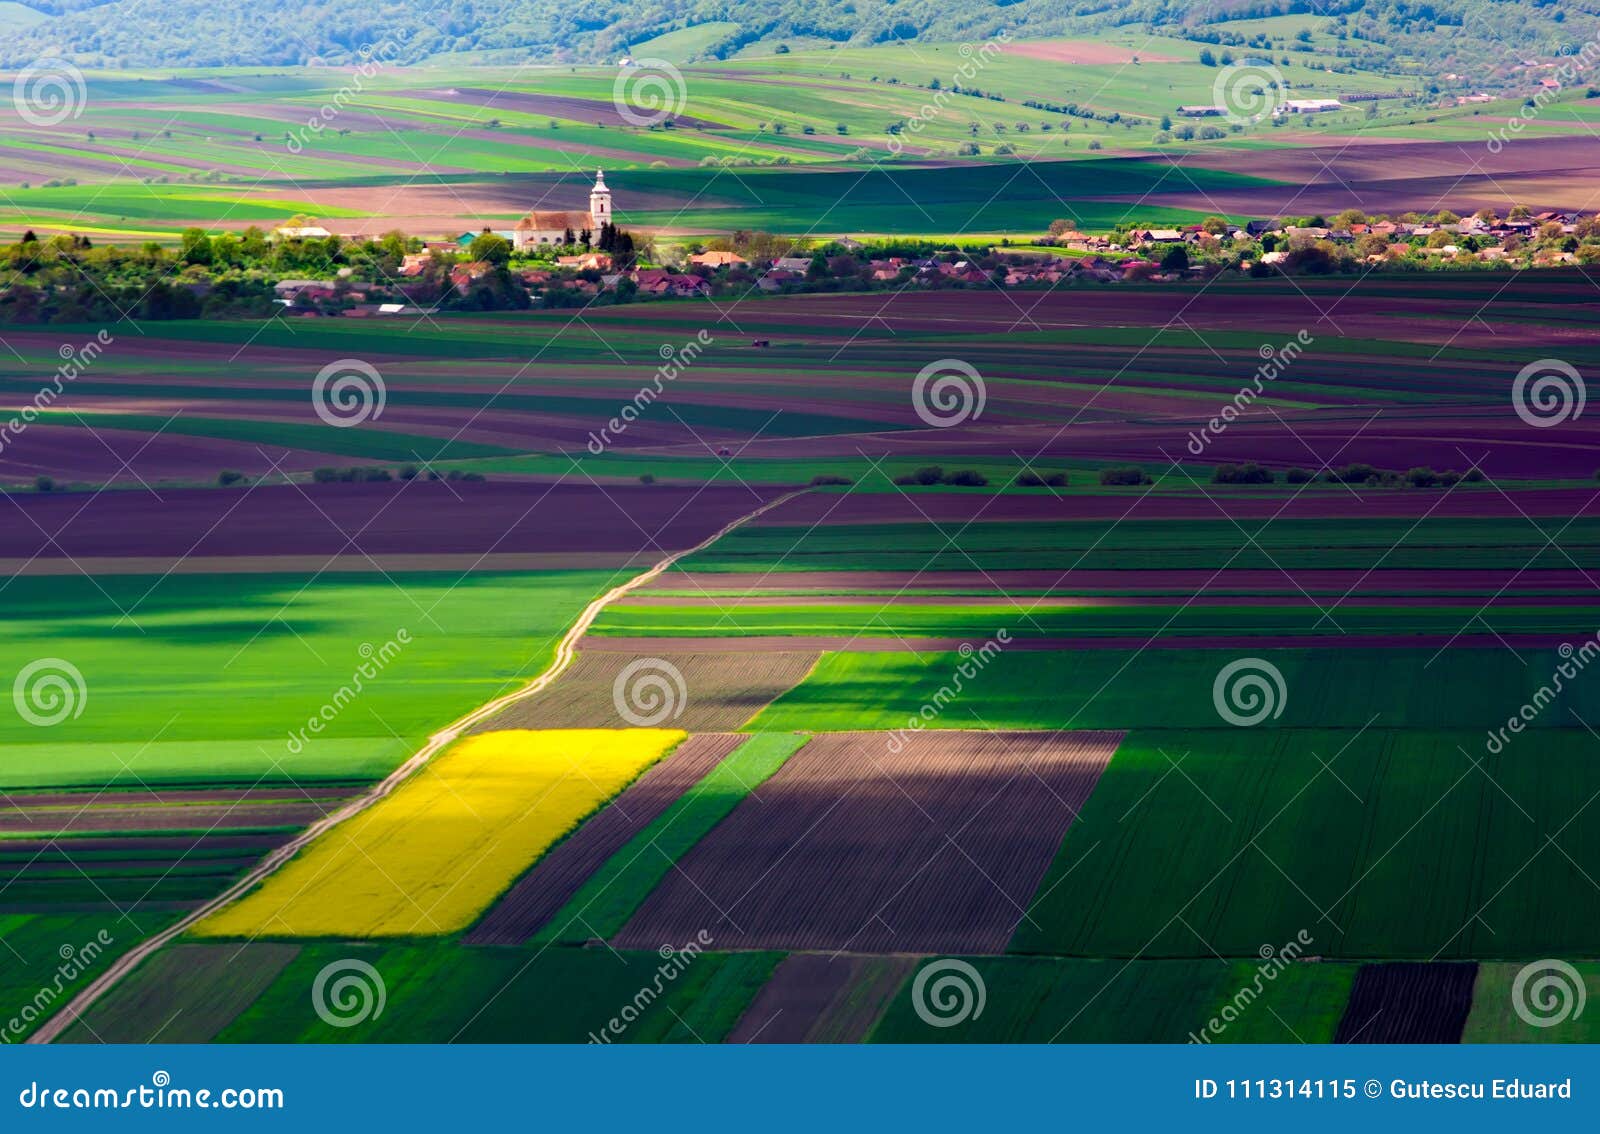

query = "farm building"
[
  {"left": 271, "top": 224, "right": 333, "bottom": 241},
  {"left": 513, "top": 170, "right": 614, "bottom": 250},
  {"left": 1177, "top": 105, "right": 1225, "bottom": 116},
  {"left": 1276, "top": 98, "right": 1342, "bottom": 115}
]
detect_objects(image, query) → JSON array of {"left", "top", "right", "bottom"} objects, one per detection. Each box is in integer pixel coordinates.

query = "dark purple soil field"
[
  {"left": 0, "top": 482, "right": 773, "bottom": 561},
  {"left": 466, "top": 733, "right": 745, "bottom": 945},
  {"left": 612, "top": 729, "right": 1123, "bottom": 954},
  {"left": 1335, "top": 962, "right": 1480, "bottom": 1043}
]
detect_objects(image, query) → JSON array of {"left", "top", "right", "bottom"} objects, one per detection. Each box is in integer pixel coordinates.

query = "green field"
[
  {"left": 209, "top": 943, "right": 778, "bottom": 1042},
  {"left": 682, "top": 517, "right": 1600, "bottom": 573},
  {"left": 868, "top": 957, "right": 1356, "bottom": 1043},
  {"left": 1012, "top": 728, "right": 1600, "bottom": 958},
  {"left": 592, "top": 599, "right": 1600, "bottom": 640},
  {"left": 1, "top": 570, "right": 616, "bottom": 788},
  {"left": 751, "top": 647, "right": 1600, "bottom": 732},
  {"left": 0, "top": 912, "right": 179, "bottom": 1042}
]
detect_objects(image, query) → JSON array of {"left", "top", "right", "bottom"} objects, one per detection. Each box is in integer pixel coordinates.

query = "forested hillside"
[{"left": 2, "top": 0, "right": 1595, "bottom": 74}]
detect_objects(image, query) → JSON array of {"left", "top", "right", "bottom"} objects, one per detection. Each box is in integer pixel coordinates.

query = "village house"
[
  {"left": 449, "top": 262, "right": 494, "bottom": 292},
  {"left": 271, "top": 279, "right": 335, "bottom": 303},
  {"left": 689, "top": 250, "right": 749, "bottom": 268},
  {"left": 557, "top": 252, "right": 613, "bottom": 271}
]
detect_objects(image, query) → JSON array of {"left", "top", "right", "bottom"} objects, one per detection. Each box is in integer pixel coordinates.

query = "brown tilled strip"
[
  {"left": 465, "top": 733, "right": 745, "bottom": 945},
  {"left": 5, "top": 788, "right": 359, "bottom": 808},
  {"left": 0, "top": 834, "right": 293, "bottom": 854},
  {"left": 1335, "top": 962, "right": 1480, "bottom": 1044},
  {"left": 0, "top": 804, "right": 332, "bottom": 835},
  {"left": 614, "top": 729, "right": 1123, "bottom": 954},
  {"left": 470, "top": 651, "right": 821, "bottom": 733},
  {"left": 58, "top": 943, "right": 303, "bottom": 1044},
  {"left": 810, "top": 956, "right": 920, "bottom": 1043},
  {"left": 726, "top": 953, "right": 866, "bottom": 1043}
]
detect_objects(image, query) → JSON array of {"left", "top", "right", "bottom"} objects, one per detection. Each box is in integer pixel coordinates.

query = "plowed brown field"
[
  {"left": 612, "top": 729, "right": 1123, "bottom": 953},
  {"left": 471, "top": 649, "right": 820, "bottom": 732}
]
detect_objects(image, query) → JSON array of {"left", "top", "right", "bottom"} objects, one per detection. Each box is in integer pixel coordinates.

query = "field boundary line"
[{"left": 26, "top": 489, "right": 807, "bottom": 1045}]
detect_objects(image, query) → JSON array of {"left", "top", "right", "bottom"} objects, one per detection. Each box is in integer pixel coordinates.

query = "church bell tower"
[{"left": 590, "top": 170, "right": 612, "bottom": 230}]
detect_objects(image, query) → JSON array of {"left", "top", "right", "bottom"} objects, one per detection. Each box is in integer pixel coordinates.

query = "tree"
[
  {"left": 1201, "top": 216, "right": 1229, "bottom": 235},
  {"left": 1199, "top": 48, "right": 1216, "bottom": 66},
  {"left": 1159, "top": 114, "right": 1172, "bottom": 130},
  {"left": 1355, "top": 233, "right": 1390, "bottom": 259},
  {"left": 1047, "top": 218, "right": 1077, "bottom": 236},
  {"left": 1160, "top": 244, "right": 1189, "bottom": 271},
  {"left": 472, "top": 233, "right": 511, "bottom": 266},
  {"left": 179, "top": 227, "right": 212, "bottom": 265}
]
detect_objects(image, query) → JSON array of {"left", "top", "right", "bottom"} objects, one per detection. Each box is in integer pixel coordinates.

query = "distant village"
[{"left": 223, "top": 172, "right": 1600, "bottom": 318}]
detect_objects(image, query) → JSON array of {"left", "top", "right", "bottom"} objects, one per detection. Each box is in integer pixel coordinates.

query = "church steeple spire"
[{"left": 590, "top": 169, "right": 612, "bottom": 230}]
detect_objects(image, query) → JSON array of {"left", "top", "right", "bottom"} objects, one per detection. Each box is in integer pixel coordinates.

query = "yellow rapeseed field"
[{"left": 194, "top": 728, "right": 683, "bottom": 938}]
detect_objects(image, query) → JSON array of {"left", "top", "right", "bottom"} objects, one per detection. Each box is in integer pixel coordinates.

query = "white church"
[{"left": 513, "top": 170, "right": 613, "bottom": 251}]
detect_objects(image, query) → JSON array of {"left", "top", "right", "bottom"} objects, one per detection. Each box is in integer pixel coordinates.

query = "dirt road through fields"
[{"left": 26, "top": 490, "right": 806, "bottom": 1044}]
